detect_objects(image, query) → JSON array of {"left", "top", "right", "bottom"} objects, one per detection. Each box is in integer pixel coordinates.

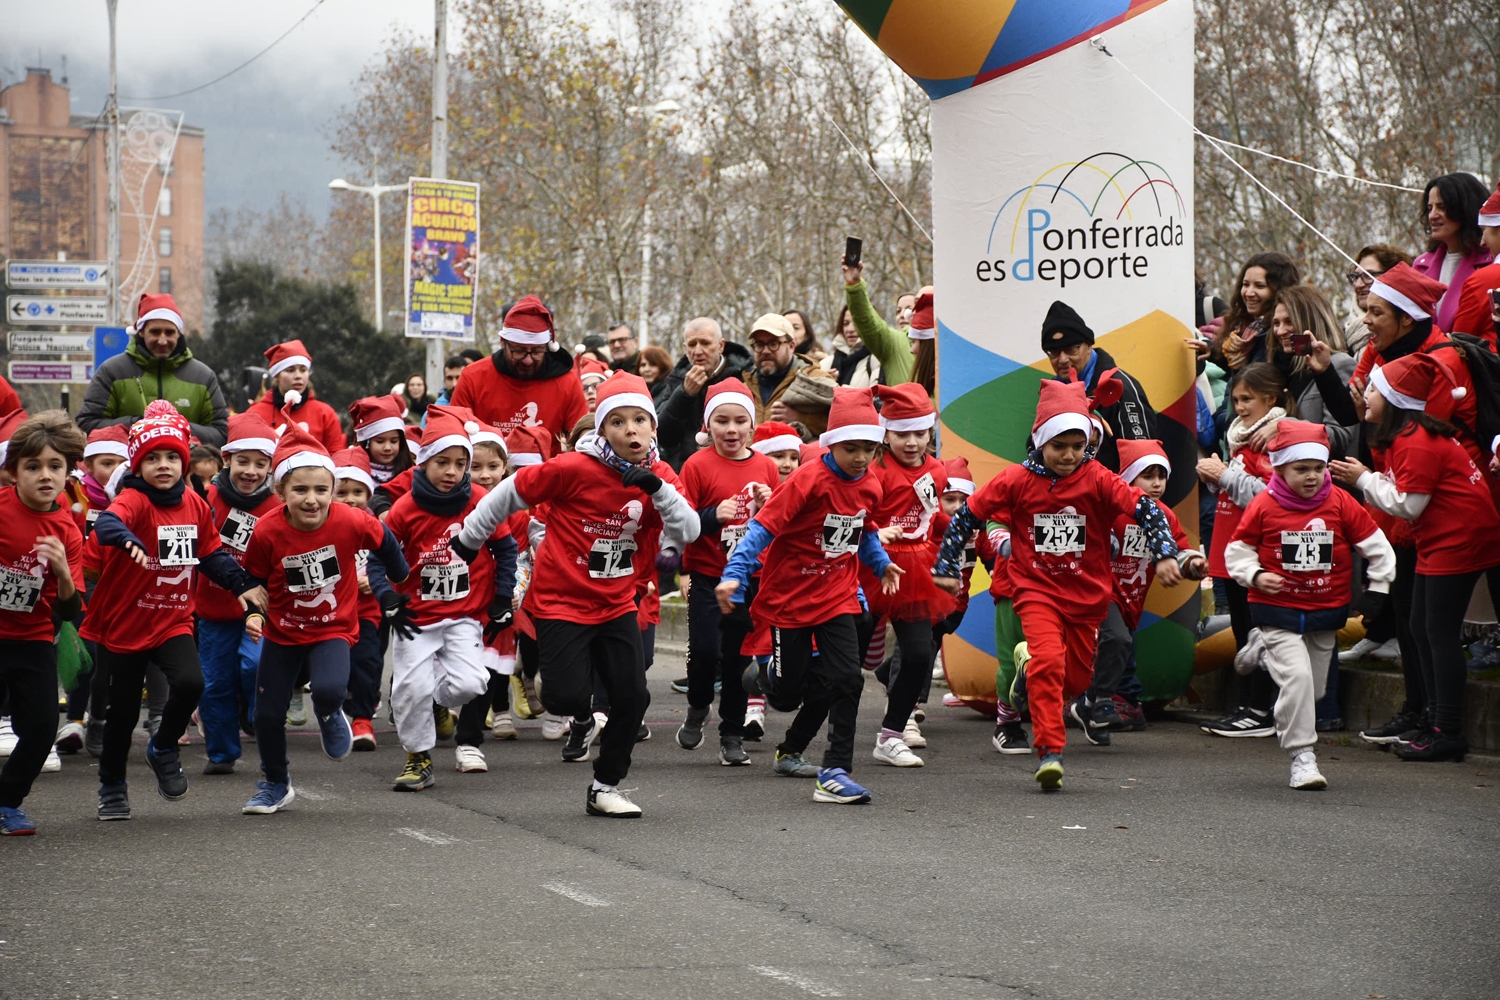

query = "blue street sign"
[{"left": 94, "top": 326, "right": 130, "bottom": 368}]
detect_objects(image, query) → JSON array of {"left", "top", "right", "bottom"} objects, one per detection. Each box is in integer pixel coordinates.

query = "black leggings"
[
  {"left": 686, "top": 572, "right": 751, "bottom": 738},
  {"left": 879, "top": 618, "right": 935, "bottom": 732},
  {"left": 772, "top": 614, "right": 865, "bottom": 772},
  {"left": 456, "top": 671, "right": 511, "bottom": 746},
  {"left": 0, "top": 640, "right": 57, "bottom": 809},
  {"left": 1224, "top": 577, "right": 1276, "bottom": 713},
  {"left": 535, "top": 613, "right": 647, "bottom": 786},
  {"left": 255, "top": 638, "right": 350, "bottom": 785},
  {"left": 1410, "top": 570, "right": 1481, "bottom": 733},
  {"left": 97, "top": 635, "right": 203, "bottom": 784}
]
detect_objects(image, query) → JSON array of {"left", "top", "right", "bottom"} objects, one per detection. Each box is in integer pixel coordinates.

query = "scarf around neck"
[
  {"left": 212, "top": 468, "right": 273, "bottom": 512},
  {"left": 411, "top": 468, "right": 472, "bottom": 516},
  {"left": 576, "top": 431, "right": 660, "bottom": 476},
  {"left": 122, "top": 473, "right": 186, "bottom": 507},
  {"left": 1267, "top": 470, "right": 1332, "bottom": 512},
  {"left": 1225, "top": 406, "right": 1286, "bottom": 452}
]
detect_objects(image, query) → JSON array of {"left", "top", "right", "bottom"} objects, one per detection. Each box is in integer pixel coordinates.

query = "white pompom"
[
  {"left": 695, "top": 431, "right": 710, "bottom": 447},
  {"left": 71, "top": 503, "right": 83, "bottom": 513},
  {"left": 284, "top": 388, "right": 303, "bottom": 407},
  {"left": 464, "top": 421, "right": 480, "bottom": 434},
  {"left": 1452, "top": 387, "right": 1467, "bottom": 400}
]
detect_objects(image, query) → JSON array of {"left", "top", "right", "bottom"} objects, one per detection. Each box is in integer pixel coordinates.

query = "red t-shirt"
[
  {"left": 748, "top": 458, "right": 883, "bottom": 628},
  {"left": 1449, "top": 262, "right": 1500, "bottom": 348},
  {"left": 513, "top": 453, "right": 665, "bottom": 625},
  {"left": 871, "top": 455, "right": 948, "bottom": 544},
  {"left": 386, "top": 484, "right": 510, "bottom": 627},
  {"left": 0, "top": 488, "right": 85, "bottom": 643},
  {"left": 678, "top": 448, "right": 781, "bottom": 577},
  {"left": 450, "top": 362, "right": 588, "bottom": 444},
  {"left": 1233, "top": 486, "right": 1377, "bottom": 610},
  {"left": 242, "top": 501, "right": 387, "bottom": 645},
  {"left": 1354, "top": 330, "right": 1481, "bottom": 465},
  {"left": 79, "top": 488, "right": 222, "bottom": 653},
  {"left": 246, "top": 393, "right": 347, "bottom": 454},
  {"left": 1208, "top": 445, "right": 1273, "bottom": 578},
  {"left": 1109, "top": 503, "right": 1190, "bottom": 627},
  {"left": 1384, "top": 425, "right": 1500, "bottom": 575},
  {"left": 966, "top": 460, "right": 1149, "bottom": 619},
  {"left": 195, "top": 483, "right": 283, "bottom": 622}
]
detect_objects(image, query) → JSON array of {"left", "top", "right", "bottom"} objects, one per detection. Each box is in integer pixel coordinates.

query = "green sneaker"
[
  {"left": 773, "top": 751, "right": 818, "bottom": 778},
  {"left": 1009, "top": 642, "right": 1031, "bottom": 713},
  {"left": 433, "top": 704, "right": 456, "bottom": 741},
  {"left": 1034, "top": 752, "right": 1063, "bottom": 792},
  {"left": 286, "top": 689, "right": 308, "bottom": 727},
  {"left": 393, "top": 751, "right": 435, "bottom": 791}
]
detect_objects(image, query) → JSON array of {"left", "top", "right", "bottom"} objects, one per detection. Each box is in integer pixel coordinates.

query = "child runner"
[
  {"left": 934, "top": 380, "right": 1186, "bottom": 791},
  {"left": 502, "top": 425, "right": 556, "bottom": 735},
  {"left": 190, "top": 444, "right": 223, "bottom": 493},
  {"left": 83, "top": 402, "right": 266, "bottom": 820},
  {"left": 719, "top": 388, "right": 901, "bottom": 804},
  {"left": 1331, "top": 353, "right": 1500, "bottom": 762},
  {"left": 1228, "top": 421, "right": 1395, "bottom": 788},
  {"left": 330, "top": 446, "right": 395, "bottom": 751},
  {"left": 349, "top": 394, "right": 414, "bottom": 486},
  {"left": 677, "top": 382, "right": 779, "bottom": 764},
  {"left": 928, "top": 456, "right": 978, "bottom": 717},
  {"left": 240, "top": 403, "right": 412, "bottom": 814},
  {"left": 0, "top": 412, "right": 86, "bottom": 835},
  {"left": 246, "top": 340, "right": 346, "bottom": 453},
  {"left": 196, "top": 413, "right": 281, "bottom": 776},
  {"left": 386, "top": 406, "right": 516, "bottom": 785},
  {"left": 452, "top": 374, "right": 700, "bottom": 817}
]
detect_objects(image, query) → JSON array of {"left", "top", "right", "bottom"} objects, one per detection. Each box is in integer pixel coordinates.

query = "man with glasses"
[
  {"left": 450, "top": 296, "right": 589, "bottom": 445},
  {"left": 1039, "top": 300, "right": 1156, "bottom": 473},
  {"left": 656, "top": 317, "right": 755, "bottom": 469},
  {"left": 606, "top": 322, "right": 640, "bottom": 374},
  {"left": 742, "top": 313, "right": 833, "bottom": 437},
  {"left": 1344, "top": 245, "right": 1411, "bottom": 358}
]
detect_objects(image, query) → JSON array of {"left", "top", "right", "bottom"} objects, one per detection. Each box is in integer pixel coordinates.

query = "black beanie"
[{"left": 1041, "top": 301, "right": 1094, "bottom": 352}]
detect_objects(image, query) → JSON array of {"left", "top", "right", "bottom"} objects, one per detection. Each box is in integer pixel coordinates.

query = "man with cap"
[
  {"left": 450, "top": 295, "right": 589, "bottom": 447},
  {"left": 656, "top": 317, "right": 755, "bottom": 469},
  {"left": 1039, "top": 301, "right": 1157, "bottom": 473},
  {"left": 78, "top": 292, "right": 229, "bottom": 446},
  {"left": 741, "top": 313, "right": 834, "bottom": 437}
]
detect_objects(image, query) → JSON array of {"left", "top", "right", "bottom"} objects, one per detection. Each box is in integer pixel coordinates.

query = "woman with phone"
[
  {"left": 839, "top": 246, "right": 935, "bottom": 400},
  {"left": 1266, "top": 285, "right": 1358, "bottom": 460}
]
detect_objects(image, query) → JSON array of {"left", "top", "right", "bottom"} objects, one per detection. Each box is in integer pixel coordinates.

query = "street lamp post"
[
  {"left": 329, "top": 178, "right": 407, "bottom": 332},
  {"left": 626, "top": 99, "right": 679, "bottom": 349}
]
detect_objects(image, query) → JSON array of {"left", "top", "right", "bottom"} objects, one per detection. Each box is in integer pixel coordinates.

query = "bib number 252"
[{"left": 1033, "top": 513, "right": 1086, "bottom": 555}]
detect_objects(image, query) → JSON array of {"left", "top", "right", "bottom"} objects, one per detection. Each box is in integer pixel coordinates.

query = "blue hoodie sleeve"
[
  {"left": 365, "top": 546, "right": 395, "bottom": 605},
  {"left": 858, "top": 529, "right": 891, "bottom": 577},
  {"left": 1132, "top": 496, "right": 1180, "bottom": 562},
  {"left": 934, "top": 502, "right": 980, "bottom": 578},
  {"left": 374, "top": 524, "right": 410, "bottom": 584},
  {"left": 92, "top": 511, "right": 146, "bottom": 553},
  {"left": 200, "top": 549, "right": 256, "bottom": 596},
  {"left": 488, "top": 534, "right": 519, "bottom": 601},
  {"left": 720, "top": 520, "right": 773, "bottom": 600}
]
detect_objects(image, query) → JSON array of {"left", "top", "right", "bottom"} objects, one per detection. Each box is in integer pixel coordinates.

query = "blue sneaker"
[
  {"left": 813, "top": 767, "right": 872, "bottom": 804},
  {"left": 242, "top": 781, "right": 295, "bottom": 815},
  {"left": 144, "top": 739, "right": 188, "bottom": 800},
  {"left": 318, "top": 709, "right": 353, "bottom": 760},
  {"left": 0, "top": 805, "right": 37, "bottom": 835},
  {"left": 1034, "top": 752, "right": 1064, "bottom": 791}
]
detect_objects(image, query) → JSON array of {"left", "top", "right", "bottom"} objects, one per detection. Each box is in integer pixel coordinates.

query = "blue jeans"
[{"left": 197, "top": 618, "right": 262, "bottom": 764}]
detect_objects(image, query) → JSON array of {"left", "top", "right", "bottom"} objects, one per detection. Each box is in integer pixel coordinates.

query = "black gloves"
[
  {"left": 448, "top": 536, "right": 480, "bottom": 565},
  {"left": 380, "top": 591, "right": 420, "bottom": 641},
  {"left": 484, "top": 597, "right": 515, "bottom": 645},
  {"left": 1354, "top": 589, "right": 1387, "bottom": 624},
  {"left": 621, "top": 464, "right": 663, "bottom": 496}
]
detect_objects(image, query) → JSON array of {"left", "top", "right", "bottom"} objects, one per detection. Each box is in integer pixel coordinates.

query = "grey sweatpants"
[{"left": 1261, "top": 627, "right": 1337, "bottom": 753}]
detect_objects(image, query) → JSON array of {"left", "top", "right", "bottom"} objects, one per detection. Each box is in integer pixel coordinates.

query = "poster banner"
[
  {"left": 404, "top": 178, "right": 480, "bottom": 341},
  {"left": 838, "top": 0, "right": 1198, "bottom": 705}
]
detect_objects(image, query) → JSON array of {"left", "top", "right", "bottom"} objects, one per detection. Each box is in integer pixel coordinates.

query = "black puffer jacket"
[{"left": 655, "top": 341, "right": 755, "bottom": 469}]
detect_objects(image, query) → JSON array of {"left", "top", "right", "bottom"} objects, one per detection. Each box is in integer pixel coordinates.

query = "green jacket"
[
  {"left": 77, "top": 334, "right": 229, "bottom": 446},
  {"left": 844, "top": 279, "right": 914, "bottom": 386}
]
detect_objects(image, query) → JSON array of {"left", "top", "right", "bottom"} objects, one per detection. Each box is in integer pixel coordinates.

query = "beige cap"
[{"left": 749, "top": 313, "right": 795, "bottom": 341}]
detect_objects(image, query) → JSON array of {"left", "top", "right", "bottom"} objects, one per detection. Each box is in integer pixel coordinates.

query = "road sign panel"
[
  {"left": 5, "top": 259, "right": 110, "bottom": 290},
  {"left": 6, "top": 295, "right": 111, "bottom": 325},
  {"left": 7, "top": 331, "right": 93, "bottom": 354},
  {"left": 8, "top": 361, "right": 94, "bottom": 383},
  {"left": 94, "top": 326, "right": 130, "bottom": 367}
]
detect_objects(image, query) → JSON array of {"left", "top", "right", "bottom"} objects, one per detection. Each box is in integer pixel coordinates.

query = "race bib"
[
  {"left": 282, "top": 545, "right": 341, "bottom": 593},
  {"left": 720, "top": 522, "right": 749, "bottom": 557},
  {"left": 156, "top": 524, "right": 199, "bottom": 567},
  {"left": 0, "top": 566, "right": 42, "bottom": 613},
  {"left": 587, "top": 537, "right": 636, "bottom": 579},
  {"left": 84, "top": 509, "right": 100, "bottom": 538},
  {"left": 1120, "top": 523, "right": 1150, "bottom": 559},
  {"left": 913, "top": 473, "right": 939, "bottom": 514},
  {"left": 821, "top": 513, "right": 862, "bottom": 556},
  {"left": 1280, "top": 530, "right": 1333, "bottom": 572},
  {"left": 1033, "top": 513, "right": 1086, "bottom": 555},
  {"left": 421, "top": 561, "right": 471, "bottom": 601},
  {"left": 219, "top": 508, "right": 258, "bottom": 552},
  {"left": 355, "top": 549, "right": 369, "bottom": 576}
]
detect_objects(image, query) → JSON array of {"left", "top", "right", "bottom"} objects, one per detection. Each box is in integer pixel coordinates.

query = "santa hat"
[
  {"left": 264, "top": 340, "right": 313, "bottom": 379},
  {"left": 505, "top": 425, "right": 552, "bottom": 467},
  {"left": 467, "top": 418, "right": 507, "bottom": 456},
  {"left": 404, "top": 424, "right": 423, "bottom": 445},
  {"left": 799, "top": 442, "right": 826, "bottom": 465},
  {"left": 578, "top": 357, "right": 611, "bottom": 386},
  {"left": 136, "top": 292, "right": 183, "bottom": 332},
  {"left": 908, "top": 291, "right": 935, "bottom": 341},
  {"left": 127, "top": 399, "right": 192, "bottom": 473},
  {"left": 1370, "top": 352, "right": 1468, "bottom": 422},
  {"left": 1478, "top": 183, "right": 1500, "bottom": 227},
  {"left": 702, "top": 381, "right": 757, "bottom": 430},
  {"left": 501, "top": 295, "right": 556, "bottom": 347},
  {"left": 1031, "top": 379, "right": 1094, "bottom": 449},
  {"left": 818, "top": 387, "right": 883, "bottom": 447},
  {"left": 83, "top": 424, "right": 130, "bottom": 460},
  {"left": 1266, "top": 420, "right": 1330, "bottom": 467},
  {"left": 0, "top": 408, "right": 30, "bottom": 467},
  {"left": 1368, "top": 262, "right": 1447, "bottom": 322},
  {"left": 416, "top": 404, "right": 475, "bottom": 464},
  {"left": 331, "top": 446, "right": 376, "bottom": 493},
  {"left": 942, "top": 456, "right": 975, "bottom": 495},
  {"left": 1116, "top": 439, "right": 1172, "bottom": 485},
  {"left": 271, "top": 400, "right": 335, "bottom": 485},
  {"left": 752, "top": 420, "right": 802, "bottom": 456},
  {"left": 348, "top": 395, "right": 407, "bottom": 443},
  {"left": 875, "top": 383, "right": 935, "bottom": 431},
  {"left": 594, "top": 372, "right": 657, "bottom": 427},
  {"left": 221, "top": 412, "right": 278, "bottom": 458}
]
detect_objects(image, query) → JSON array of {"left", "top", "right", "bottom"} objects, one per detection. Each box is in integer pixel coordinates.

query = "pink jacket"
[{"left": 1414, "top": 244, "right": 1495, "bottom": 332}]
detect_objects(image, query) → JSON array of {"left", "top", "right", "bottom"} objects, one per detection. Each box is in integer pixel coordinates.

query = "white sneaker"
[
  {"left": 902, "top": 716, "right": 927, "bottom": 749},
  {"left": 586, "top": 783, "right": 642, "bottom": 818},
  {"left": 743, "top": 703, "right": 766, "bottom": 741},
  {"left": 491, "top": 712, "right": 518, "bottom": 740},
  {"left": 55, "top": 720, "right": 86, "bottom": 753},
  {"left": 42, "top": 746, "right": 62, "bottom": 773},
  {"left": 540, "top": 713, "right": 568, "bottom": 741},
  {"left": 1288, "top": 750, "right": 1327, "bottom": 790},
  {"left": 872, "top": 736, "right": 924, "bottom": 767},
  {"left": 0, "top": 717, "right": 16, "bottom": 757},
  {"left": 454, "top": 744, "right": 488, "bottom": 773},
  {"left": 1339, "top": 637, "right": 1400, "bottom": 662}
]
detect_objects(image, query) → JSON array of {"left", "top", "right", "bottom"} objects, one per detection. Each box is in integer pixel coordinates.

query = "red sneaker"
[
  {"left": 1111, "top": 695, "right": 1147, "bottom": 731},
  {"left": 350, "top": 717, "right": 377, "bottom": 751}
]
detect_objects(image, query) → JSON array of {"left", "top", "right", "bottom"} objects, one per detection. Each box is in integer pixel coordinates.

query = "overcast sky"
[{"left": 0, "top": 0, "right": 733, "bottom": 220}]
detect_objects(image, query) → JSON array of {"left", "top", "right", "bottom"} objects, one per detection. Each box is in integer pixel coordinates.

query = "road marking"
[
  {"left": 749, "top": 965, "right": 842, "bottom": 997},
  {"left": 542, "top": 882, "right": 611, "bottom": 907},
  {"left": 395, "top": 827, "right": 461, "bottom": 845},
  {"left": 296, "top": 788, "right": 336, "bottom": 801}
]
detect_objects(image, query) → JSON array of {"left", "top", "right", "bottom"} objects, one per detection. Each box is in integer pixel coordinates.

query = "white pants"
[
  {"left": 1260, "top": 627, "right": 1336, "bottom": 753},
  {"left": 392, "top": 617, "right": 489, "bottom": 753}
]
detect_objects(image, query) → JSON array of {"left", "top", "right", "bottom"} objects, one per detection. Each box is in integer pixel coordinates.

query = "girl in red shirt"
[
  {"left": 331, "top": 446, "right": 394, "bottom": 750},
  {"left": 1331, "top": 353, "right": 1500, "bottom": 763},
  {"left": 349, "top": 394, "right": 414, "bottom": 486},
  {"left": 0, "top": 412, "right": 86, "bottom": 835},
  {"left": 245, "top": 340, "right": 346, "bottom": 454},
  {"left": 676, "top": 382, "right": 779, "bottom": 764}
]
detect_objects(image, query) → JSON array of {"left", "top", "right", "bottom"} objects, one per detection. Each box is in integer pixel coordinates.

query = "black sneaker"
[
  {"left": 1360, "top": 710, "right": 1425, "bottom": 745},
  {"left": 677, "top": 706, "right": 709, "bottom": 749},
  {"left": 991, "top": 721, "right": 1030, "bottom": 755},
  {"left": 97, "top": 781, "right": 131, "bottom": 821},
  {"left": 561, "top": 716, "right": 597, "bottom": 762},
  {"left": 1202, "top": 707, "right": 1275, "bottom": 738},
  {"left": 1314, "top": 717, "right": 1344, "bottom": 733},
  {"left": 144, "top": 740, "right": 189, "bottom": 800},
  {"left": 1066, "top": 697, "right": 1111, "bottom": 746},
  {"left": 719, "top": 738, "right": 751, "bottom": 766},
  {"left": 636, "top": 723, "right": 651, "bottom": 743},
  {"left": 1090, "top": 697, "right": 1124, "bottom": 729},
  {"left": 84, "top": 719, "right": 105, "bottom": 758},
  {"left": 1393, "top": 727, "right": 1468, "bottom": 762},
  {"left": 203, "top": 760, "right": 236, "bottom": 775},
  {"left": 670, "top": 677, "right": 689, "bottom": 694}
]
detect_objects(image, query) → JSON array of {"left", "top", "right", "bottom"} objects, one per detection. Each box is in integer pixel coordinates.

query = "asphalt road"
[{"left": 3, "top": 655, "right": 1495, "bottom": 1000}]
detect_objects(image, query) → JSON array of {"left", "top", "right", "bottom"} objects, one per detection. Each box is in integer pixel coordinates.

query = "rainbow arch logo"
[{"left": 987, "top": 152, "right": 1184, "bottom": 255}]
